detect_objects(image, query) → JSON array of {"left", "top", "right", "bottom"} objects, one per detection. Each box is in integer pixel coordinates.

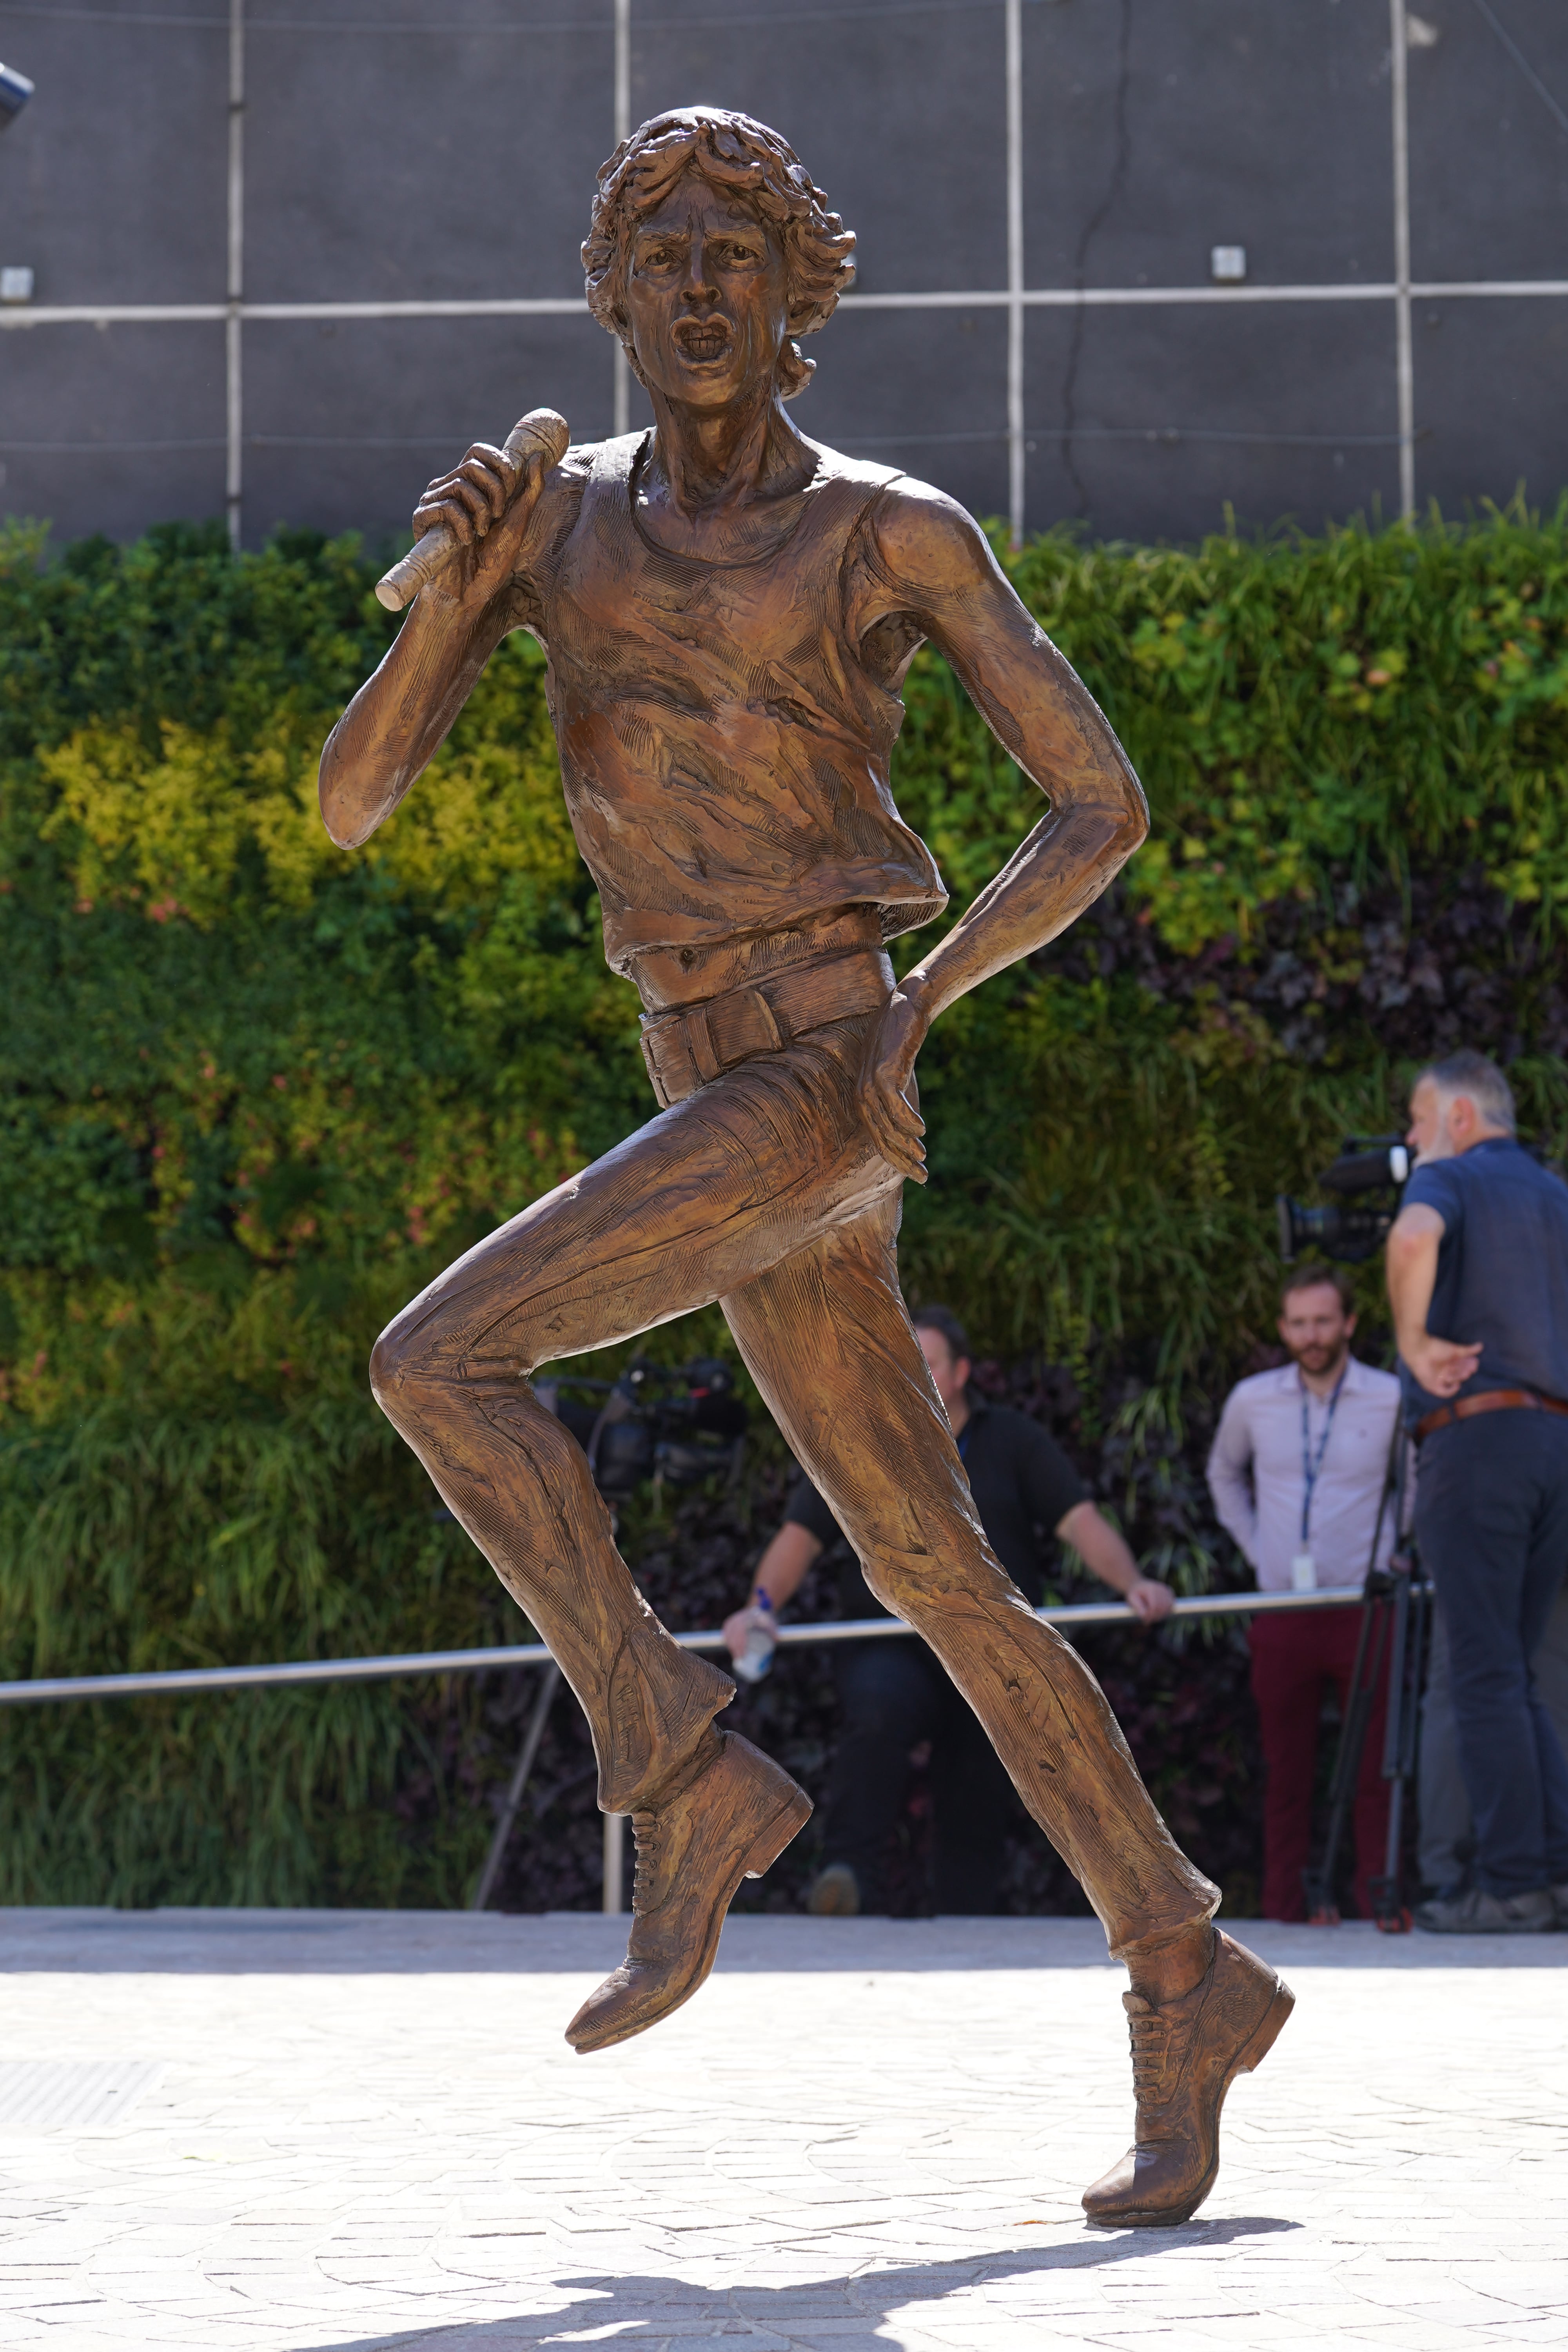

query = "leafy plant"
[{"left": 2, "top": 503, "right": 1566, "bottom": 1908}]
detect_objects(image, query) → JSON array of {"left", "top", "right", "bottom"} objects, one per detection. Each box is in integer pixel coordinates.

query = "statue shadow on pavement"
[{"left": 303, "top": 2220, "right": 1301, "bottom": 2351}]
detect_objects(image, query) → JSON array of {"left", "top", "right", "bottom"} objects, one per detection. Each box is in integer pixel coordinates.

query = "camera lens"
[{"left": 1277, "top": 1196, "right": 1344, "bottom": 1262}]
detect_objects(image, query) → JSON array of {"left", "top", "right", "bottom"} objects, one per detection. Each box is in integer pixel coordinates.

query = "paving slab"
[{"left": 0, "top": 1910, "right": 1563, "bottom": 2350}]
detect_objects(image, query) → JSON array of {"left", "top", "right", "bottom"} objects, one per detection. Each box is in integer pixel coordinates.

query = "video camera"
[
  {"left": 538, "top": 1356, "right": 748, "bottom": 1502},
  {"left": 1276, "top": 1134, "right": 1411, "bottom": 1266}
]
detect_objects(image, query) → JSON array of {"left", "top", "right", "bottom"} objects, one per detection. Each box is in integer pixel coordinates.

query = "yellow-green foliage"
[{"left": 993, "top": 514, "right": 1568, "bottom": 949}]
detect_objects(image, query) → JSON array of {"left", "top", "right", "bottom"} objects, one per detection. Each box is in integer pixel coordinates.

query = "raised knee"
[
  {"left": 370, "top": 1309, "right": 431, "bottom": 1416},
  {"left": 369, "top": 1294, "right": 540, "bottom": 1424}
]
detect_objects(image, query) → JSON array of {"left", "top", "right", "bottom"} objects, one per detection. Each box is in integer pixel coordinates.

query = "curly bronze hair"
[{"left": 582, "top": 107, "right": 857, "bottom": 402}]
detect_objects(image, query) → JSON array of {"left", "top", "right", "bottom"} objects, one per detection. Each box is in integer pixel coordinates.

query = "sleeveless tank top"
[{"left": 535, "top": 434, "right": 948, "bottom": 977}]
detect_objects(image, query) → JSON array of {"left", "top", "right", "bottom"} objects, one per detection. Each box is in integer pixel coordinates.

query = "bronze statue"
[{"left": 319, "top": 109, "right": 1292, "bottom": 2228}]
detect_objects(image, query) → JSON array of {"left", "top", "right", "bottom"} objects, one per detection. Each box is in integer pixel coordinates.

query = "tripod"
[{"left": 1302, "top": 1431, "right": 1433, "bottom": 1931}]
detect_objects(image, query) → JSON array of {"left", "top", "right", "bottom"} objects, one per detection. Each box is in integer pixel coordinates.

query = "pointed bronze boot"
[
  {"left": 566, "top": 1728, "right": 812, "bottom": 2054},
  {"left": 1082, "top": 1929, "right": 1294, "bottom": 2227}
]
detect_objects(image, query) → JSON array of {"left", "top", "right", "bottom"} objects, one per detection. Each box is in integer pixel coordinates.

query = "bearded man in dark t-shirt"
[
  {"left": 724, "top": 1307, "right": 1175, "bottom": 1915},
  {"left": 320, "top": 106, "right": 1291, "bottom": 2227}
]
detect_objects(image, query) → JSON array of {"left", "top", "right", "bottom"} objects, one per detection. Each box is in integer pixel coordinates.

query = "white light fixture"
[
  {"left": 0, "top": 62, "right": 33, "bottom": 127},
  {"left": 1210, "top": 246, "right": 1247, "bottom": 284},
  {"left": 0, "top": 265, "right": 34, "bottom": 303}
]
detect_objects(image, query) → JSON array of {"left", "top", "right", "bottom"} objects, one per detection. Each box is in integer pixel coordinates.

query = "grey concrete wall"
[{"left": 0, "top": 0, "right": 1564, "bottom": 553}]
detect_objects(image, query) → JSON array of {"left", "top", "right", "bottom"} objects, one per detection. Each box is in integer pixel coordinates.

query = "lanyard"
[{"left": 1299, "top": 1368, "right": 1347, "bottom": 1545}]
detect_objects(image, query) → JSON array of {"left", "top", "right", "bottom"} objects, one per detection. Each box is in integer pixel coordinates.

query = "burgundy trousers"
[{"left": 1248, "top": 1605, "right": 1391, "bottom": 1922}]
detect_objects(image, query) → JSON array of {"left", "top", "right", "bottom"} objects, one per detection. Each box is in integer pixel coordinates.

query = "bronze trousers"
[{"left": 371, "top": 1005, "right": 1217, "bottom": 1955}]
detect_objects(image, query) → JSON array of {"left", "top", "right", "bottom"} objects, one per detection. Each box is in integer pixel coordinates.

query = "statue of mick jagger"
[{"left": 320, "top": 108, "right": 1293, "bottom": 2227}]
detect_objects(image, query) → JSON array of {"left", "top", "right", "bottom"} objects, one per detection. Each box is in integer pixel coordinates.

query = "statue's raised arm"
[{"left": 318, "top": 418, "right": 569, "bottom": 850}]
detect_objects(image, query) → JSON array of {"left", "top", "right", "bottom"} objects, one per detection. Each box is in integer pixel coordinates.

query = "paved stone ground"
[{"left": 0, "top": 1908, "right": 1564, "bottom": 2351}]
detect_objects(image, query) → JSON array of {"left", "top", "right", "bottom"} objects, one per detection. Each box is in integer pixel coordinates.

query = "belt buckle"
[{"left": 697, "top": 986, "right": 784, "bottom": 1077}]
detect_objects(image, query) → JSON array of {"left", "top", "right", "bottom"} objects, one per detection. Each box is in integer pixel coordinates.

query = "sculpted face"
[{"left": 624, "top": 175, "right": 790, "bottom": 409}]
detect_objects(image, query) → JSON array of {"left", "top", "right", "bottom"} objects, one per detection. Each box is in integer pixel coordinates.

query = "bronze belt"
[
  {"left": 1415, "top": 1386, "right": 1568, "bottom": 1444},
  {"left": 640, "top": 947, "right": 893, "bottom": 1109}
]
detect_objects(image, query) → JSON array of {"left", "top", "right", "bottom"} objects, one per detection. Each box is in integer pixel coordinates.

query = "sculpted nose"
[{"left": 681, "top": 236, "right": 718, "bottom": 306}]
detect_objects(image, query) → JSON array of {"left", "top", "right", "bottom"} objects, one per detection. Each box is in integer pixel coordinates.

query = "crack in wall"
[
  {"left": 1470, "top": 0, "right": 1568, "bottom": 144},
  {"left": 1060, "top": 0, "right": 1134, "bottom": 517}
]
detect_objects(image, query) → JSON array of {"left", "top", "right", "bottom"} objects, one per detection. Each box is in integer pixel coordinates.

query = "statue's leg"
[
  {"left": 369, "top": 1063, "right": 866, "bottom": 1811},
  {"left": 721, "top": 1191, "right": 1293, "bottom": 2226},
  {"left": 720, "top": 1191, "right": 1214, "bottom": 1950},
  {"left": 370, "top": 1165, "right": 734, "bottom": 1821},
  {"left": 368, "top": 1013, "right": 896, "bottom": 2045}
]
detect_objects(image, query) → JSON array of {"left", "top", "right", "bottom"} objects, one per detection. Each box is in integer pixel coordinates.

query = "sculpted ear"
[{"left": 777, "top": 340, "right": 815, "bottom": 400}]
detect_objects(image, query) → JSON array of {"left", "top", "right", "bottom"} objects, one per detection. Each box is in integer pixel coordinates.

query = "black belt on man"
[
  {"left": 1414, "top": 1385, "right": 1568, "bottom": 1445},
  {"left": 639, "top": 947, "right": 893, "bottom": 1109}
]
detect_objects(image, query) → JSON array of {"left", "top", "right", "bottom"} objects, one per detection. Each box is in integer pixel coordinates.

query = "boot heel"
[
  {"left": 1234, "top": 1977, "right": 1295, "bottom": 2078},
  {"left": 742, "top": 1789, "right": 813, "bottom": 1880}
]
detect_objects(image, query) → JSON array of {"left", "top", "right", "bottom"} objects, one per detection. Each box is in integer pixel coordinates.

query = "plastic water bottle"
[{"left": 732, "top": 1593, "right": 777, "bottom": 1684}]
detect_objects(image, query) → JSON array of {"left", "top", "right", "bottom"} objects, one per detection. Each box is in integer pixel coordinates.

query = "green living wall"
[{"left": 2, "top": 504, "right": 1567, "bottom": 1912}]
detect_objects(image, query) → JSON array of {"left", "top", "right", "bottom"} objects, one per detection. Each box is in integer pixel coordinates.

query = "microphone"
[{"left": 375, "top": 408, "right": 570, "bottom": 612}]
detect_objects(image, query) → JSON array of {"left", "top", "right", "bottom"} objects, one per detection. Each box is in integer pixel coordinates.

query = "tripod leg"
[
  {"left": 1371, "top": 1777, "right": 1411, "bottom": 1932},
  {"left": 471, "top": 1661, "right": 561, "bottom": 1912},
  {"left": 1303, "top": 1424, "right": 1405, "bottom": 1926},
  {"left": 1380, "top": 1575, "right": 1411, "bottom": 1780},
  {"left": 1305, "top": 1601, "right": 1388, "bottom": 1925},
  {"left": 1370, "top": 1576, "right": 1424, "bottom": 1933},
  {"left": 1399, "top": 1584, "right": 1432, "bottom": 1784}
]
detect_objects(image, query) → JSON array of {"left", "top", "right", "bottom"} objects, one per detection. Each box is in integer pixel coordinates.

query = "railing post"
[
  {"left": 470, "top": 1661, "right": 559, "bottom": 1913},
  {"left": 602, "top": 1812, "right": 625, "bottom": 1915}
]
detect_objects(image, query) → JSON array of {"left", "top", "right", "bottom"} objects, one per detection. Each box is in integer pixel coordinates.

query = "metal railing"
[
  {"left": 0, "top": 1585, "right": 1356, "bottom": 1711},
  {"left": 0, "top": 1586, "right": 1361, "bottom": 1916}
]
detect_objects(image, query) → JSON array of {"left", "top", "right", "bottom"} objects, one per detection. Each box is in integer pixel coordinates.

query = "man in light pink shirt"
[{"left": 1207, "top": 1265, "right": 1402, "bottom": 1920}]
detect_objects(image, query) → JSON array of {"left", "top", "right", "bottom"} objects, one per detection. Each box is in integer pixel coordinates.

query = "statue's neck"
[{"left": 644, "top": 385, "right": 812, "bottom": 519}]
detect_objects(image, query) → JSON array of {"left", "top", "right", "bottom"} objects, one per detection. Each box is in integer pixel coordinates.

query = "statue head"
[{"left": 582, "top": 107, "right": 857, "bottom": 405}]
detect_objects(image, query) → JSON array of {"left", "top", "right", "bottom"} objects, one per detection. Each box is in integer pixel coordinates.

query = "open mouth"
[{"left": 675, "top": 321, "right": 731, "bottom": 364}]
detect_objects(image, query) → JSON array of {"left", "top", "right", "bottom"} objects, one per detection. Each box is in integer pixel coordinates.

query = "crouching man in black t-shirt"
[{"left": 722, "top": 1306, "right": 1175, "bottom": 1916}]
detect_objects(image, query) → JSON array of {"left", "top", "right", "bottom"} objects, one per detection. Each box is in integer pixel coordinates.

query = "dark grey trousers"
[
  {"left": 1419, "top": 1584, "right": 1568, "bottom": 1891},
  {"left": 1414, "top": 1414, "right": 1568, "bottom": 1895}
]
